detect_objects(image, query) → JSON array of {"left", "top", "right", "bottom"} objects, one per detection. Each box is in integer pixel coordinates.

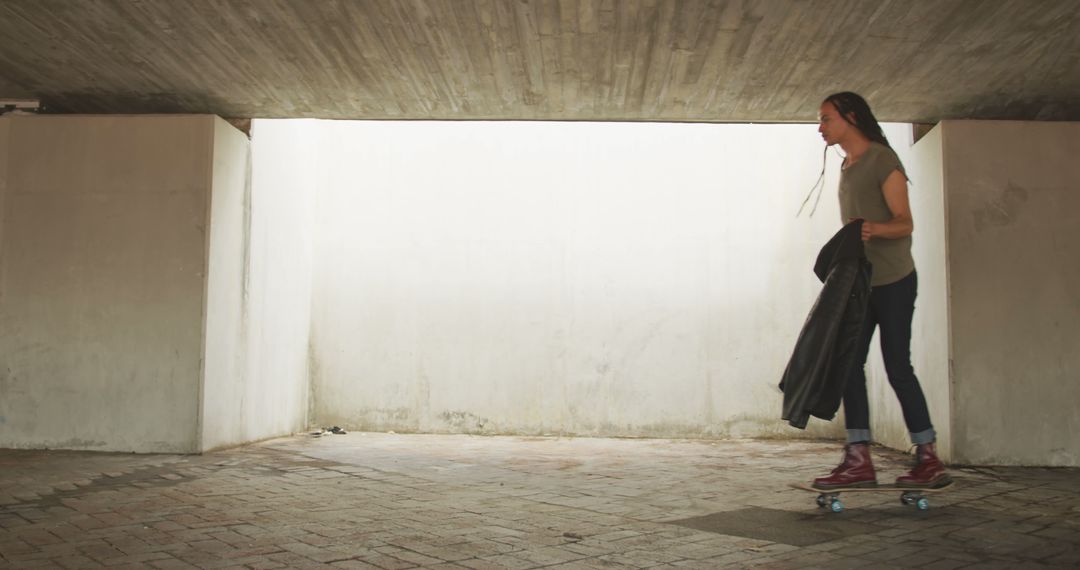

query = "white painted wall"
[
  {"left": 942, "top": 121, "right": 1080, "bottom": 466},
  {"left": 200, "top": 118, "right": 313, "bottom": 450},
  {"left": 200, "top": 118, "right": 252, "bottom": 450},
  {"left": 228, "top": 120, "right": 314, "bottom": 447},
  {"left": 277, "top": 120, "right": 916, "bottom": 439},
  {"left": 0, "top": 116, "right": 211, "bottom": 453},
  {"left": 862, "top": 127, "right": 953, "bottom": 460}
]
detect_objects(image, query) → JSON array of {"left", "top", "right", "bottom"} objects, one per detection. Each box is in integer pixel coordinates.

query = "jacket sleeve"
[
  {"left": 779, "top": 258, "right": 858, "bottom": 428},
  {"left": 780, "top": 220, "right": 871, "bottom": 429}
]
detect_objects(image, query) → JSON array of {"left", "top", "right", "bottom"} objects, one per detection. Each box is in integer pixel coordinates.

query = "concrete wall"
[
  {"left": 200, "top": 118, "right": 313, "bottom": 450},
  {"left": 0, "top": 116, "right": 211, "bottom": 453},
  {"left": 200, "top": 118, "right": 252, "bottom": 450},
  {"left": 0, "top": 119, "right": 7, "bottom": 319},
  {"left": 0, "top": 118, "right": 8, "bottom": 438},
  {"left": 863, "top": 127, "right": 953, "bottom": 460},
  {"left": 0, "top": 115, "right": 310, "bottom": 453},
  {"left": 244, "top": 120, "right": 315, "bottom": 444},
  {"left": 8, "top": 115, "right": 1069, "bottom": 464},
  {"left": 286, "top": 120, "right": 914, "bottom": 439},
  {"left": 217, "top": 120, "right": 314, "bottom": 448},
  {"left": 943, "top": 121, "right": 1080, "bottom": 466}
]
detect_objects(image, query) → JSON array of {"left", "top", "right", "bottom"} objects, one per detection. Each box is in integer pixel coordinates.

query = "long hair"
[
  {"left": 797, "top": 91, "right": 893, "bottom": 217},
  {"left": 823, "top": 92, "right": 891, "bottom": 148}
]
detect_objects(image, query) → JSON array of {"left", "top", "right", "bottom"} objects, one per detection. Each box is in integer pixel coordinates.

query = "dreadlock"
[
  {"left": 823, "top": 91, "right": 891, "bottom": 149},
  {"left": 797, "top": 92, "right": 892, "bottom": 217}
]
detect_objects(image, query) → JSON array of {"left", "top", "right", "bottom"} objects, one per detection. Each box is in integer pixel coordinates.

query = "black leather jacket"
[{"left": 779, "top": 220, "right": 872, "bottom": 429}]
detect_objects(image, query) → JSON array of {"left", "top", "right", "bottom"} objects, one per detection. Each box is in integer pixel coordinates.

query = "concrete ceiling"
[{"left": 1, "top": 0, "right": 1079, "bottom": 123}]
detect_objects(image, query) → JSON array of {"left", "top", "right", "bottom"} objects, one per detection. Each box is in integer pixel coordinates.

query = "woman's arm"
[{"left": 861, "top": 169, "right": 913, "bottom": 241}]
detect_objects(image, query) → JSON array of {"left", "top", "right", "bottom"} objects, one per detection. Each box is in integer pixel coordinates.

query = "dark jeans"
[{"left": 843, "top": 271, "right": 936, "bottom": 445}]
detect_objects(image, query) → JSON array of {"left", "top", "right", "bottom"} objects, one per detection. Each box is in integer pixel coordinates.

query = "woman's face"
[{"left": 817, "top": 101, "right": 849, "bottom": 146}]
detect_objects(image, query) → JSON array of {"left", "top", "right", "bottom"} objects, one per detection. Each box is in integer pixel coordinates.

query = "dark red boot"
[
  {"left": 896, "top": 442, "right": 952, "bottom": 488},
  {"left": 812, "top": 443, "right": 877, "bottom": 490}
]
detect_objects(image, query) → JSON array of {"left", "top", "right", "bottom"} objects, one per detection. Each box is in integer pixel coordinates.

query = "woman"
[{"left": 812, "top": 92, "right": 950, "bottom": 490}]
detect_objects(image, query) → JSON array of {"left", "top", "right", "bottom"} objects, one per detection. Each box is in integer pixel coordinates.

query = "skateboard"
[{"left": 790, "top": 480, "right": 954, "bottom": 512}]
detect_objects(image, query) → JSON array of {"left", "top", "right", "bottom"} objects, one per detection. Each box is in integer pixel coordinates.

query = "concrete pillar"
[{"left": 0, "top": 115, "right": 310, "bottom": 453}]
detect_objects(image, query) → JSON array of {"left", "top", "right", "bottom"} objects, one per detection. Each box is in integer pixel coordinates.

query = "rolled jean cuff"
[
  {"left": 910, "top": 428, "right": 936, "bottom": 445},
  {"left": 846, "top": 429, "right": 872, "bottom": 444}
]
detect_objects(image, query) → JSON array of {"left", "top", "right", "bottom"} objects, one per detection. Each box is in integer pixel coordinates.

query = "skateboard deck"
[{"left": 790, "top": 480, "right": 954, "bottom": 512}]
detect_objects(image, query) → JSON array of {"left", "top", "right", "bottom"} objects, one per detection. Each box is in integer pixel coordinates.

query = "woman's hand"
[
  {"left": 847, "top": 217, "right": 876, "bottom": 241},
  {"left": 860, "top": 220, "right": 876, "bottom": 241}
]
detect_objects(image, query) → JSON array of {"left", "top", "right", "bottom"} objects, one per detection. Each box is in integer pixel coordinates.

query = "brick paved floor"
[{"left": 2, "top": 434, "right": 1078, "bottom": 569}]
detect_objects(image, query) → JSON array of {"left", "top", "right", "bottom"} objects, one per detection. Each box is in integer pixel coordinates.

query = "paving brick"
[
  {"left": 78, "top": 542, "right": 128, "bottom": 561},
  {"left": 468, "top": 554, "right": 539, "bottom": 569},
  {"left": 331, "top": 561, "right": 383, "bottom": 569},
  {"left": 350, "top": 551, "right": 421, "bottom": 569},
  {"left": 373, "top": 545, "right": 444, "bottom": 566},
  {"left": 1, "top": 436, "right": 1078, "bottom": 570},
  {"left": 281, "top": 540, "right": 354, "bottom": 563},
  {"left": 148, "top": 557, "right": 202, "bottom": 569}
]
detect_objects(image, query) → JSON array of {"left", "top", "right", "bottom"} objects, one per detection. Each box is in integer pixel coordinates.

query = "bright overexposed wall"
[
  {"left": 201, "top": 118, "right": 254, "bottom": 450},
  {"left": 943, "top": 121, "right": 1080, "bottom": 466},
  {"left": 201, "top": 118, "right": 315, "bottom": 451},
  {"left": 263, "top": 120, "right": 916, "bottom": 439},
  {"left": 0, "top": 116, "right": 211, "bottom": 453},
  {"left": 234, "top": 120, "right": 315, "bottom": 446}
]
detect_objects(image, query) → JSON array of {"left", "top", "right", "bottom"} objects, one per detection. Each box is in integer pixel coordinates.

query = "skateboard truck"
[{"left": 791, "top": 481, "right": 953, "bottom": 512}]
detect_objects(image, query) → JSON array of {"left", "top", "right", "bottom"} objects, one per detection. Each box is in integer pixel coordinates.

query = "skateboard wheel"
[
  {"left": 916, "top": 497, "right": 930, "bottom": 511},
  {"left": 816, "top": 494, "right": 828, "bottom": 508},
  {"left": 829, "top": 499, "right": 844, "bottom": 513}
]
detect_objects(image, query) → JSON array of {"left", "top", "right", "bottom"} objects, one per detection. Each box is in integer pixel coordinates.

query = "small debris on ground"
[{"left": 312, "top": 427, "right": 347, "bottom": 436}]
